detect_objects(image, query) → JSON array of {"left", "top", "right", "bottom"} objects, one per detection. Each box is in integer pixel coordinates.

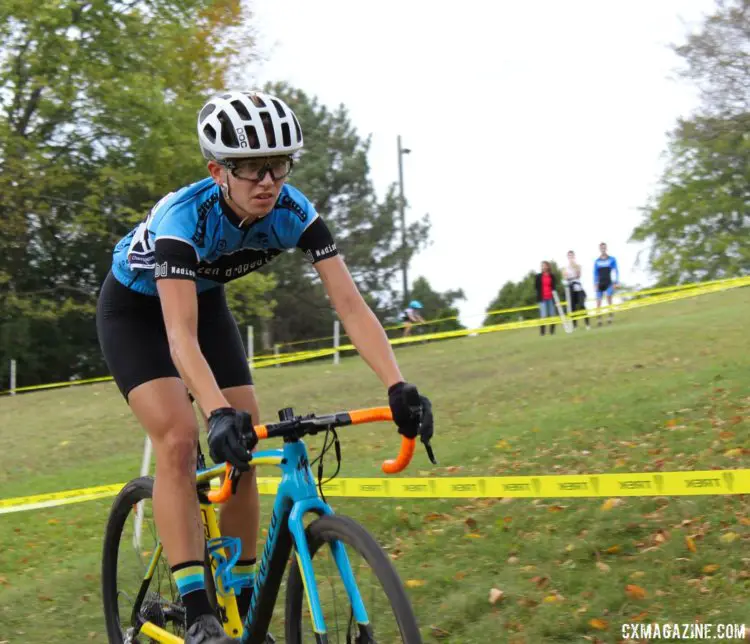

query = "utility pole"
[{"left": 397, "top": 135, "right": 411, "bottom": 305}]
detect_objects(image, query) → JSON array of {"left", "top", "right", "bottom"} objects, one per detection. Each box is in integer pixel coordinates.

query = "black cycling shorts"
[{"left": 96, "top": 271, "right": 252, "bottom": 400}]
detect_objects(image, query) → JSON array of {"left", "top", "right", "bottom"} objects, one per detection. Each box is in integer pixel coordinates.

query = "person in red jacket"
[{"left": 535, "top": 261, "right": 557, "bottom": 336}]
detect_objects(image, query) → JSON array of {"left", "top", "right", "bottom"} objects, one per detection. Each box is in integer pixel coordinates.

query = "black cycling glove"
[
  {"left": 388, "top": 382, "right": 434, "bottom": 448},
  {"left": 207, "top": 408, "right": 257, "bottom": 471}
]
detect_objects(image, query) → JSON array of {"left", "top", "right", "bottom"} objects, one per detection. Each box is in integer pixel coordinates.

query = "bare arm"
[
  {"left": 315, "top": 256, "right": 403, "bottom": 388},
  {"left": 156, "top": 279, "right": 229, "bottom": 415}
]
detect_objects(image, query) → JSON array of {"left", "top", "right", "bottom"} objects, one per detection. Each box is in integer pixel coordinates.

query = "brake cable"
[{"left": 310, "top": 425, "right": 341, "bottom": 504}]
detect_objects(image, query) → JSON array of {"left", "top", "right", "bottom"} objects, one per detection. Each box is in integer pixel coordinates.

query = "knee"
[{"left": 154, "top": 423, "right": 199, "bottom": 476}]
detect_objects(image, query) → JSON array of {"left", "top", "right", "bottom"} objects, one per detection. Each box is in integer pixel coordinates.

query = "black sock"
[
  {"left": 234, "top": 558, "right": 257, "bottom": 620},
  {"left": 171, "top": 560, "right": 214, "bottom": 628}
]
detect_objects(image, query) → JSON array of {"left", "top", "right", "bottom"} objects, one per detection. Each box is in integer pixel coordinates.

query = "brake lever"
[{"left": 422, "top": 439, "right": 438, "bottom": 465}]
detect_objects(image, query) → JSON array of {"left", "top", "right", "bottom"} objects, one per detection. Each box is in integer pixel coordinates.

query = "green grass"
[{"left": 1, "top": 288, "right": 749, "bottom": 642}]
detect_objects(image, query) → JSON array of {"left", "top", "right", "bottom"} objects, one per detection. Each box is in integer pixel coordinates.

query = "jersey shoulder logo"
[
  {"left": 192, "top": 192, "right": 219, "bottom": 246},
  {"left": 277, "top": 193, "right": 308, "bottom": 223}
]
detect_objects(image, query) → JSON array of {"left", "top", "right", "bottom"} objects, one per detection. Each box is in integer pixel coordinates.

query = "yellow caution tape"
[
  {"left": 3, "top": 276, "right": 748, "bottom": 394},
  {"left": 2, "top": 469, "right": 748, "bottom": 514}
]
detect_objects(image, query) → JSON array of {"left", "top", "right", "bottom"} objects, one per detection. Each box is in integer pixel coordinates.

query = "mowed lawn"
[{"left": 1, "top": 288, "right": 748, "bottom": 642}]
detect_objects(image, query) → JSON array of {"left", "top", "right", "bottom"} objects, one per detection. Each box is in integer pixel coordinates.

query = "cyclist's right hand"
[{"left": 207, "top": 407, "right": 257, "bottom": 471}]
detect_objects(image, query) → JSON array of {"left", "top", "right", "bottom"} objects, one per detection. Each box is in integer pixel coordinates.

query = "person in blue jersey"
[
  {"left": 593, "top": 242, "right": 619, "bottom": 326},
  {"left": 401, "top": 299, "right": 425, "bottom": 337},
  {"left": 96, "top": 90, "right": 434, "bottom": 643}
]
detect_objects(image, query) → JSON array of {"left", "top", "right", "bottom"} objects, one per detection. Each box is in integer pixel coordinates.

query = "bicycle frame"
[{"left": 135, "top": 439, "right": 371, "bottom": 644}]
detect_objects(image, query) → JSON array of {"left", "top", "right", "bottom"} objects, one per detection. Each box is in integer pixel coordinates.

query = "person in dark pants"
[
  {"left": 562, "top": 250, "right": 590, "bottom": 330},
  {"left": 535, "top": 261, "right": 557, "bottom": 336}
]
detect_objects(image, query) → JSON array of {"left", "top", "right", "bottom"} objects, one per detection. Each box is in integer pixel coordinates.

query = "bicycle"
[{"left": 102, "top": 405, "right": 435, "bottom": 643}]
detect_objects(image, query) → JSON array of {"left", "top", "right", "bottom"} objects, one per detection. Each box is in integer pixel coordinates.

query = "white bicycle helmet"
[{"left": 197, "top": 90, "right": 303, "bottom": 161}]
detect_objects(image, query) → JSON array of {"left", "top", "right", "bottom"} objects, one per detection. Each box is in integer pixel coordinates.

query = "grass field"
[{"left": 1, "top": 288, "right": 749, "bottom": 643}]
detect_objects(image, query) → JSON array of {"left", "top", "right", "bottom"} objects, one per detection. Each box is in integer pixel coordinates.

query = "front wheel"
[{"left": 285, "top": 515, "right": 422, "bottom": 643}]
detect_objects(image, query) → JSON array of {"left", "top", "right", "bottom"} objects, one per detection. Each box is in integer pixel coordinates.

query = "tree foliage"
[
  {"left": 0, "top": 0, "right": 254, "bottom": 388},
  {"left": 631, "top": 0, "right": 749, "bottom": 284},
  {"left": 250, "top": 83, "right": 431, "bottom": 348}
]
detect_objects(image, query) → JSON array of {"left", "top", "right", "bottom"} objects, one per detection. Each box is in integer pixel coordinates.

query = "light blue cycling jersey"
[{"left": 111, "top": 178, "right": 336, "bottom": 296}]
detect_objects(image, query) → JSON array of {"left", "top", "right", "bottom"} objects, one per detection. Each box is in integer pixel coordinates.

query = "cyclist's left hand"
[{"left": 388, "top": 382, "right": 434, "bottom": 446}]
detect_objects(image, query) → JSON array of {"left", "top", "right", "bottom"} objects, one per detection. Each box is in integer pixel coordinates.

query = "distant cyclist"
[
  {"left": 593, "top": 242, "right": 619, "bottom": 326},
  {"left": 562, "top": 250, "right": 589, "bottom": 330},
  {"left": 401, "top": 300, "right": 425, "bottom": 337},
  {"left": 96, "top": 90, "right": 434, "bottom": 643}
]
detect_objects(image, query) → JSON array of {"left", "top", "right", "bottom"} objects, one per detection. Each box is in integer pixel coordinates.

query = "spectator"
[
  {"left": 593, "top": 242, "right": 619, "bottom": 326},
  {"left": 402, "top": 300, "right": 425, "bottom": 337},
  {"left": 562, "top": 250, "right": 590, "bottom": 330},
  {"left": 534, "top": 261, "right": 557, "bottom": 336}
]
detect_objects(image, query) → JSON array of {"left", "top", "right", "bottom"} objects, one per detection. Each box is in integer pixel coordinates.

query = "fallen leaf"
[
  {"left": 605, "top": 545, "right": 621, "bottom": 554},
  {"left": 507, "top": 556, "right": 520, "bottom": 565},
  {"left": 720, "top": 532, "right": 738, "bottom": 544},
  {"left": 454, "top": 571, "right": 466, "bottom": 581},
  {"left": 739, "top": 518, "right": 750, "bottom": 527},
  {"left": 702, "top": 564, "right": 720, "bottom": 574},
  {"left": 548, "top": 505, "right": 565, "bottom": 513},
  {"left": 630, "top": 611, "right": 649, "bottom": 621},
  {"left": 589, "top": 618, "right": 609, "bottom": 630},
  {"left": 495, "top": 439, "right": 510, "bottom": 449},
  {"left": 424, "top": 512, "right": 450, "bottom": 522},
  {"left": 429, "top": 625, "right": 451, "bottom": 638},
  {"left": 489, "top": 588, "right": 505, "bottom": 604},
  {"left": 465, "top": 517, "right": 478, "bottom": 531},
  {"left": 47, "top": 519, "right": 59, "bottom": 525},
  {"left": 724, "top": 448, "right": 743, "bottom": 457},
  {"left": 685, "top": 536, "right": 697, "bottom": 553},
  {"left": 445, "top": 466, "right": 461, "bottom": 473},
  {"left": 625, "top": 584, "right": 647, "bottom": 599},
  {"left": 543, "top": 593, "right": 563, "bottom": 603},
  {"left": 406, "top": 579, "right": 426, "bottom": 588},
  {"left": 630, "top": 571, "right": 646, "bottom": 579},
  {"left": 719, "top": 431, "right": 735, "bottom": 440},
  {"left": 465, "top": 533, "right": 483, "bottom": 539},
  {"left": 600, "top": 498, "right": 622, "bottom": 512},
  {"left": 530, "top": 576, "right": 549, "bottom": 589},
  {"left": 596, "top": 562, "right": 611, "bottom": 573}
]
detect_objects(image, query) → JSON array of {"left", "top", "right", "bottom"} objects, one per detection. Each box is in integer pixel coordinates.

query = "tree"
[
  {"left": 405, "top": 276, "right": 465, "bottom": 333},
  {"left": 0, "top": 0, "right": 265, "bottom": 388},
  {"left": 253, "top": 83, "right": 431, "bottom": 347},
  {"left": 631, "top": 0, "right": 749, "bottom": 284},
  {"left": 483, "top": 263, "right": 563, "bottom": 326}
]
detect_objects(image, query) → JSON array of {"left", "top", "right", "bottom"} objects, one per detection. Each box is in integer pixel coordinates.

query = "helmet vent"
[
  {"left": 231, "top": 100, "right": 251, "bottom": 121},
  {"left": 218, "top": 112, "right": 239, "bottom": 148},
  {"left": 281, "top": 122, "right": 291, "bottom": 147},
  {"left": 203, "top": 124, "right": 217, "bottom": 143}
]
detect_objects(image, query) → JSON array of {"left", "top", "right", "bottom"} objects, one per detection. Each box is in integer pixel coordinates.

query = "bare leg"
[{"left": 128, "top": 378, "right": 204, "bottom": 565}]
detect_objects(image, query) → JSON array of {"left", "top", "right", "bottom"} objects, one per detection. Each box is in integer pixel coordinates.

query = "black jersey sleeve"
[
  {"left": 297, "top": 216, "right": 339, "bottom": 264},
  {"left": 154, "top": 238, "right": 199, "bottom": 281}
]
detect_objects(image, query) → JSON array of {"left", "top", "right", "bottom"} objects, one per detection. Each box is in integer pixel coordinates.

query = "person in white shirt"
[{"left": 562, "top": 250, "right": 590, "bottom": 330}]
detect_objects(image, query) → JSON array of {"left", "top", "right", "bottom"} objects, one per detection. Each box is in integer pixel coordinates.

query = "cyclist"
[
  {"left": 96, "top": 90, "right": 434, "bottom": 644},
  {"left": 593, "top": 242, "right": 619, "bottom": 326},
  {"left": 401, "top": 299, "right": 425, "bottom": 337}
]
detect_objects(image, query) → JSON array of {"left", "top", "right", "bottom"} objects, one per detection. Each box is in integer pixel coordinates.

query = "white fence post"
[
  {"left": 133, "top": 437, "right": 153, "bottom": 550},
  {"left": 9, "top": 359, "right": 16, "bottom": 396},
  {"left": 333, "top": 320, "right": 340, "bottom": 365},
  {"left": 274, "top": 343, "right": 280, "bottom": 367},
  {"left": 247, "top": 325, "right": 254, "bottom": 367}
]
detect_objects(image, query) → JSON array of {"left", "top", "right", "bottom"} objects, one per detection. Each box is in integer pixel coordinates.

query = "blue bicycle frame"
[{"left": 201, "top": 439, "right": 372, "bottom": 644}]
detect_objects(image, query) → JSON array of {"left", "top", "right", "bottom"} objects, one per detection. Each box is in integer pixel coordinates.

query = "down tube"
[{"left": 288, "top": 500, "right": 371, "bottom": 632}]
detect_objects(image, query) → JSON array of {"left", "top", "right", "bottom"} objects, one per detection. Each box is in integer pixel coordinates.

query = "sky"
[{"left": 247, "top": 0, "right": 716, "bottom": 325}]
